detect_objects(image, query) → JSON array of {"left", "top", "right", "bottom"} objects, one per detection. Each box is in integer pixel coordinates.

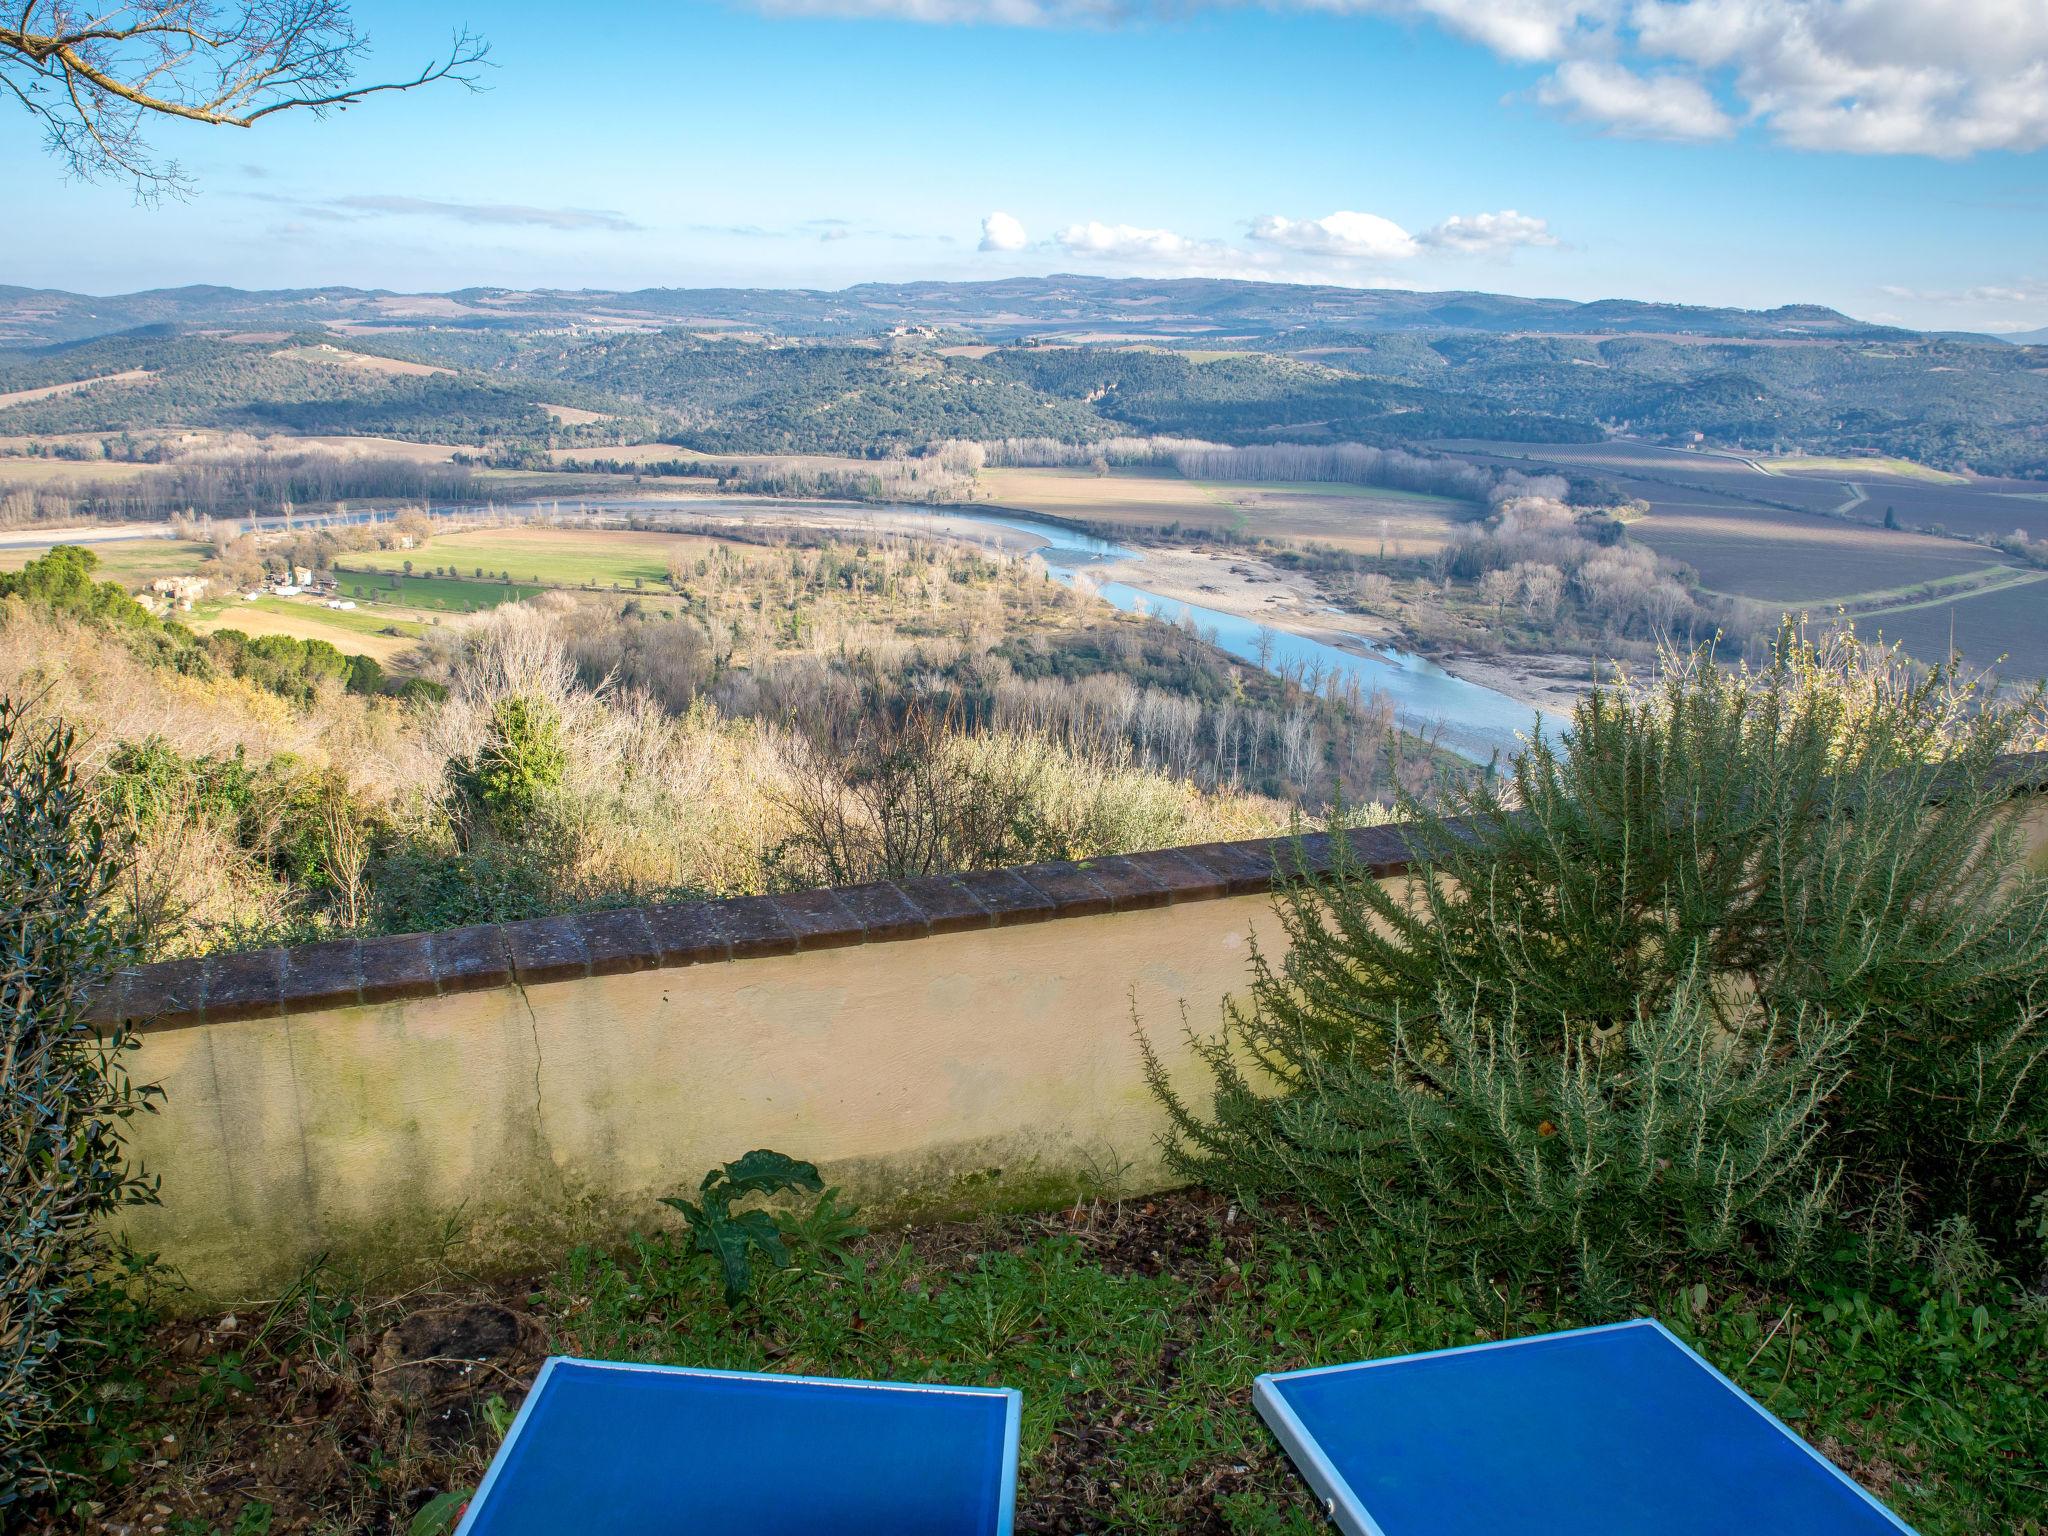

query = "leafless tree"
[{"left": 3, "top": 1, "right": 488, "bottom": 192}]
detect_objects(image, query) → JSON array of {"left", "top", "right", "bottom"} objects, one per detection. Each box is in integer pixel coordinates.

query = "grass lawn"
[
  {"left": 63, "top": 1194, "right": 2047, "bottom": 1536},
  {"left": 342, "top": 527, "right": 688, "bottom": 591}
]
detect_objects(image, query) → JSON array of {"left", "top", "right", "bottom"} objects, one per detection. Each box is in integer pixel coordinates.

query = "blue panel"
[
  {"left": 1256, "top": 1319, "right": 1916, "bottom": 1536},
  {"left": 457, "top": 1359, "right": 1020, "bottom": 1536}
]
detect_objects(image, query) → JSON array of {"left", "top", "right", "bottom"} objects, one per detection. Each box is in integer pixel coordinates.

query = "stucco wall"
[
  {"left": 105, "top": 766, "right": 2048, "bottom": 1306},
  {"left": 118, "top": 885, "right": 1317, "bottom": 1303}
]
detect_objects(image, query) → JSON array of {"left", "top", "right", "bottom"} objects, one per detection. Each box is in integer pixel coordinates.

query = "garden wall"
[
  {"left": 93, "top": 828, "right": 1421, "bottom": 1304},
  {"left": 92, "top": 769, "right": 2048, "bottom": 1306}
]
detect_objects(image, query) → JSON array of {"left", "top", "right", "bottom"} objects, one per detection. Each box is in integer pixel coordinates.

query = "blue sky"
[{"left": 7, "top": 0, "right": 2046, "bottom": 333}]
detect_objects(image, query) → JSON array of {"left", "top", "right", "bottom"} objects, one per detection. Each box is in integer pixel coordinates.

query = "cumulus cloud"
[
  {"left": 1418, "top": 208, "right": 1559, "bottom": 253},
  {"left": 1532, "top": 59, "right": 1735, "bottom": 141},
  {"left": 1053, "top": 221, "right": 1246, "bottom": 269},
  {"left": 751, "top": 0, "right": 2048, "bottom": 158},
  {"left": 979, "top": 210, "right": 1029, "bottom": 251},
  {"left": 1248, "top": 207, "right": 1558, "bottom": 261},
  {"left": 1248, "top": 210, "right": 1419, "bottom": 261}
]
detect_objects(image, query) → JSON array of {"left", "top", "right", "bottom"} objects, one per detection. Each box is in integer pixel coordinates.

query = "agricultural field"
[
  {"left": 329, "top": 567, "right": 550, "bottom": 611},
  {"left": 1759, "top": 454, "right": 1966, "bottom": 484},
  {"left": 0, "top": 535, "right": 209, "bottom": 581},
  {"left": 980, "top": 465, "right": 1473, "bottom": 554},
  {"left": 0, "top": 454, "right": 160, "bottom": 486},
  {"left": 340, "top": 526, "right": 695, "bottom": 589},
  {"left": 1442, "top": 436, "right": 2048, "bottom": 540},
  {"left": 1629, "top": 497, "right": 2008, "bottom": 604},
  {"left": 1847, "top": 480, "right": 2048, "bottom": 543},
  {"left": 1857, "top": 575, "right": 2048, "bottom": 684},
  {"left": 185, "top": 595, "right": 433, "bottom": 663}
]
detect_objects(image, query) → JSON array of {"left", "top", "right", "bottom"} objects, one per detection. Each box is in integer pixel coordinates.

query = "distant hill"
[
  {"left": 0, "top": 277, "right": 1911, "bottom": 349},
  {"left": 1996, "top": 326, "right": 2048, "bottom": 345}
]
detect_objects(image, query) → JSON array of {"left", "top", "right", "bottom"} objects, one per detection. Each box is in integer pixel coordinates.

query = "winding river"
[
  {"left": 522, "top": 496, "right": 1555, "bottom": 764},
  {"left": 28, "top": 493, "right": 1557, "bottom": 763}
]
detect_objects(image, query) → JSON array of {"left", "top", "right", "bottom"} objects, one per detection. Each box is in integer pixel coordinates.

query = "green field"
[
  {"left": 343, "top": 526, "right": 684, "bottom": 589},
  {"left": 331, "top": 568, "right": 548, "bottom": 611}
]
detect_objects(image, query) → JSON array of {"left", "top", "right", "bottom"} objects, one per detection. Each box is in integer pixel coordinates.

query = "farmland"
[
  {"left": 1858, "top": 576, "right": 2048, "bottom": 684},
  {"left": 1437, "top": 438, "right": 2047, "bottom": 678},
  {"left": 0, "top": 535, "right": 208, "bottom": 581},
  {"left": 1759, "top": 454, "right": 1967, "bottom": 484},
  {"left": 980, "top": 465, "right": 1473, "bottom": 554},
  {"left": 1629, "top": 499, "right": 2006, "bottom": 603},
  {"left": 340, "top": 526, "right": 694, "bottom": 589},
  {"left": 329, "top": 567, "right": 549, "bottom": 611},
  {"left": 185, "top": 596, "right": 432, "bottom": 662}
]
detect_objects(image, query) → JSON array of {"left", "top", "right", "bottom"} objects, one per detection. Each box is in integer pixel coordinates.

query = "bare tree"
[{"left": 3, "top": 2, "right": 488, "bottom": 192}]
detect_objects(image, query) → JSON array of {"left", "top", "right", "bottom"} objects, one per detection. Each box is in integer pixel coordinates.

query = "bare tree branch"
[{"left": 2, "top": 2, "right": 489, "bottom": 196}]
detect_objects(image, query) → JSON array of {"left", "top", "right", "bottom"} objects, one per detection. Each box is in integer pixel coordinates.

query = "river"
[
  {"left": 26, "top": 493, "right": 1556, "bottom": 763},
  {"left": 519, "top": 496, "right": 1555, "bottom": 763}
]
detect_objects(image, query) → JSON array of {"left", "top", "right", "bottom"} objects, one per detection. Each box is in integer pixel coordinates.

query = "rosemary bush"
[
  {"left": 0, "top": 701, "right": 159, "bottom": 1507},
  {"left": 1151, "top": 630, "right": 2048, "bottom": 1292}
]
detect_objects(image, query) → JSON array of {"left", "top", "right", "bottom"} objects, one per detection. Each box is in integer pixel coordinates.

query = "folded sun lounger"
[
  {"left": 456, "top": 1358, "right": 1021, "bottom": 1536},
  {"left": 1254, "top": 1318, "right": 1916, "bottom": 1536}
]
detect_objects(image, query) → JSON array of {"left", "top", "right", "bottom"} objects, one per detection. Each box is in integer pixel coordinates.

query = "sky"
[{"left": 7, "top": 0, "right": 2048, "bottom": 334}]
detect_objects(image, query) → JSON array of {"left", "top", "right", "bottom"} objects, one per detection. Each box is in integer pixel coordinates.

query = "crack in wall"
[{"left": 512, "top": 981, "right": 553, "bottom": 1165}]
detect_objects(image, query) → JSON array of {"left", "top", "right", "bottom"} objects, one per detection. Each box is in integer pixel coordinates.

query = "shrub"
[
  {"left": 1155, "top": 971, "right": 1850, "bottom": 1308},
  {"left": 450, "top": 695, "right": 568, "bottom": 838},
  {"left": 0, "top": 701, "right": 159, "bottom": 1506},
  {"left": 1151, "top": 629, "right": 2048, "bottom": 1295}
]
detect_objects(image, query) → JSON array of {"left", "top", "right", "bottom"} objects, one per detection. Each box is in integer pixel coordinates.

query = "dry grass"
[
  {"left": 538, "top": 403, "right": 609, "bottom": 426},
  {"left": 0, "top": 456, "right": 159, "bottom": 486},
  {"left": 1760, "top": 454, "right": 1967, "bottom": 485},
  {"left": 274, "top": 346, "right": 453, "bottom": 378},
  {"left": 185, "top": 598, "right": 433, "bottom": 664},
  {"left": 0, "top": 537, "right": 209, "bottom": 582}
]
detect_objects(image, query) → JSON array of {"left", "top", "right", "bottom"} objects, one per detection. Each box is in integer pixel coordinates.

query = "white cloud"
[
  {"left": 1247, "top": 210, "right": 1420, "bottom": 260},
  {"left": 753, "top": 0, "right": 2048, "bottom": 157},
  {"left": 1052, "top": 221, "right": 1250, "bottom": 270},
  {"left": 1419, "top": 208, "right": 1559, "bottom": 253},
  {"left": 1532, "top": 59, "right": 1735, "bottom": 141},
  {"left": 978, "top": 210, "right": 1029, "bottom": 251},
  {"left": 1247, "top": 207, "right": 1559, "bottom": 261}
]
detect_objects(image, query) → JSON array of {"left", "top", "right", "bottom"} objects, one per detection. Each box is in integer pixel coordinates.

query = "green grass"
[
  {"left": 241, "top": 596, "right": 427, "bottom": 640},
  {"left": 65, "top": 1197, "right": 2048, "bottom": 1533},
  {"left": 330, "top": 567, "right": 546, "bottom": 611},
  {"left": 343, "top": 528, "right": 679, "bottom": 590},
  {"left": 541, "top": 1214, "right": 2045, "bottom": 1535}
]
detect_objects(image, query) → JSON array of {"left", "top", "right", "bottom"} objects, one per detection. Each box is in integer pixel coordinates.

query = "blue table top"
[
  {"left": 1255, "top": 1319, "right": 1917, "bottom": 1536},
  {"left": 457, "top": 1358, "right": 1020, "bottom": 1536}
]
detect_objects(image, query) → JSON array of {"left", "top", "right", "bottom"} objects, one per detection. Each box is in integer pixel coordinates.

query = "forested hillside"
[{"left": 4, "top": 280, "right": 2045, "bottom": 471}]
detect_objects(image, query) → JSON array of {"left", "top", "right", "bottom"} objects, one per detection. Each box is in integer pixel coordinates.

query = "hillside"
[{"left": 0, "top": 277, "right": 1907, "bottom": 349}]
